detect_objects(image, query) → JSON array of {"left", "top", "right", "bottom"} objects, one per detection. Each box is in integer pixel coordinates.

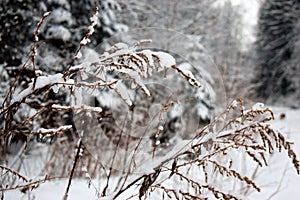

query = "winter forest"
[{"left": 0, "top": 0, "right": 300, "bottom": 199}]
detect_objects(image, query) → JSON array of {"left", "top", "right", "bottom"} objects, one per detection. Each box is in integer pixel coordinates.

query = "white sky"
[{"left": 213, "top": 0, "right": 260, "bottom": 51}]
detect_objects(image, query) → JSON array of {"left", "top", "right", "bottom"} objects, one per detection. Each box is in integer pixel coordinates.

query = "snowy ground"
[{"left": 3, "top": 106, "right": 300, "bottom": 200}]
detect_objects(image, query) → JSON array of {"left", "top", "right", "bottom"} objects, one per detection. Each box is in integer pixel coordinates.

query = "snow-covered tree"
[{"left": 254, "top": 0, "right": 300, "bottom": 106}]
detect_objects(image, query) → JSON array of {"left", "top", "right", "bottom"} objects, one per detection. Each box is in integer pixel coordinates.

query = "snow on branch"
[
  {"left": 36, "top": 125, "right": 73, "bottom": 140},
  {"left": 10, "top": 73, "right": 74, "bottom": 105},
  {"left": 74, "top": 7, "right": 99, "bottom": 60},
  {"left": 71, "top": 40, "right": 201, "bottom": 107}
]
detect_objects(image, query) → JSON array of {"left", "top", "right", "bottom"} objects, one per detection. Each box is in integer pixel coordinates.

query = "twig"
[
  {"left": 101, "top": 115, "right": 127, "bottom": 196},
  {"left": 62, "top": 131, "right": 83, "bottom": 200}
]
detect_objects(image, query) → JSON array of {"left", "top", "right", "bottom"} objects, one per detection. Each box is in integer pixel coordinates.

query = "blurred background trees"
[{"left": 254, "top": 0, "right": 300, "bottom": 107}]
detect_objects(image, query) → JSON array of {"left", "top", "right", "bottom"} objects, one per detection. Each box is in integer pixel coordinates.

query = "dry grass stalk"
[{"left": 113, "top": 99, "right": 299, "bottom": 200}]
